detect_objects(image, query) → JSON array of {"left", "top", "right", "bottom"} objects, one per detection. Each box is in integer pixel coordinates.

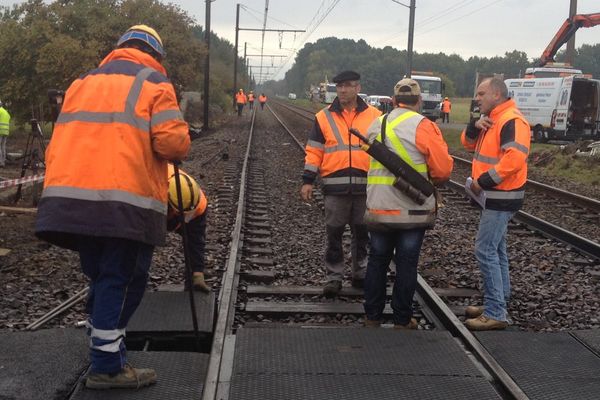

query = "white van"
[
  {"left": 505, "top": 76, "right": 600, "bottom": 142},
  {"left": 288, "top": 93, "right": 297, "bottom": 100}
]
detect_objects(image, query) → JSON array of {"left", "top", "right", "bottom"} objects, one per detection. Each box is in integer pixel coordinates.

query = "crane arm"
[{"left": 536, "top": 13, "right": 600, "bottom": 67}]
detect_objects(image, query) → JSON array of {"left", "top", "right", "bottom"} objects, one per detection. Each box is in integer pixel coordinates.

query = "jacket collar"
[
  {"left": 100, "top": 48, "right": 167, "bottom": 76},
  {"left": 489, "top": 98, "right": 516, "bottom": 120},
  {"left": 328, "top": 96, "right": 369, "bottom": 113}
]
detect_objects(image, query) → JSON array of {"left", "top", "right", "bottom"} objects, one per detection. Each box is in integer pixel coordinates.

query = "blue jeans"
[
  {"left": 78, "top": 237, "right": 154, "bottom": 374},
  {"left": 364, "top": 228, "right": 425, "bottom": 325},
  {"left": 475, "top": 209, "right": 515, "bottom": 321}
]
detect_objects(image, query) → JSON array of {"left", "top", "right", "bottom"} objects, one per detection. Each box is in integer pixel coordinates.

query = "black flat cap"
[{"left": 332, "top": 70, "right": 360, "bottom": 83}]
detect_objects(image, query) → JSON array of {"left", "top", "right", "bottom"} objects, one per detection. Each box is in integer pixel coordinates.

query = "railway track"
[{"left": 200, "top": 103, "right": 527, "bottom": 399}]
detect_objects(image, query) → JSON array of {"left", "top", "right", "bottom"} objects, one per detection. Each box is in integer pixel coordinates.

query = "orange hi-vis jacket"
[
  {"left": 35, "top": 48, "right": 190, "bottom": 249},
  {"left": 441, "top": 99, "right": 451, "bottom": 113},
  {"left": 167, "top": 164, "right": 207, "bottom": 223},
  {"left": 235, "top": 92, "right": 247, "bottom": 104},
  {"left": 303, "top": 97, "right": 381, "bottom": 195},
  {"left": 461, "top": 99, "right": 530, "bottom": 211},
  {"left": 258, "top": 95, "right": 267, "bottom": 103},
  {"left": 248, "top": 93, "right": 255, "bottom": 102}
]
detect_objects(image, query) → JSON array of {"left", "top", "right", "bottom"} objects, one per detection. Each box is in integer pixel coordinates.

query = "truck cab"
[{"left": 411, "top": 74, "right": 442, "bottom": 121}]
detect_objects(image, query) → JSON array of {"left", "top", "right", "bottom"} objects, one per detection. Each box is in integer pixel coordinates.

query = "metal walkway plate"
[
  {"left": 573, "top": 329, "right": 600, "bottom": 355},
  {"left": 0, "top": 328, "right": 88, "bottom": 400},
  {"left": 71, "top": 351, "right": 209, "bottom": 399},
  {"left": 230, "top": 326, "right": 500, "bottom": 399},
  {"left": 127, "top": 291, "right": 215, "bottom": 334},
  {"left": 476, "top": 331, "right": 600, "bottom": 400}
]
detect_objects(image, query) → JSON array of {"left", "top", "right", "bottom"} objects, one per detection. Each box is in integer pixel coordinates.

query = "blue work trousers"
[
  {"left": 78, "top": 237, "right": 154, "bottom": 374},
  {"left": 364, "top": 228, "right": 425, "bottom": 325},
  {"left": 475, "top": 209, "right": 515, "bottom": 321}
]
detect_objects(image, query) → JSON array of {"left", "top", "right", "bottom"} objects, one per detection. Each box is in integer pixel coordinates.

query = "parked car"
[{"left": 288, "top": 93, "right": 297, "bottom": 100}]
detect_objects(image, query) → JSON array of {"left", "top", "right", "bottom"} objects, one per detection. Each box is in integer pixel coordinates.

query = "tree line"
[
  {"left": 0, "top": 0, "right": 249, "bottom": 125},
  {"left": 263, "top": 37, "right": 600, "bottom": 99}
]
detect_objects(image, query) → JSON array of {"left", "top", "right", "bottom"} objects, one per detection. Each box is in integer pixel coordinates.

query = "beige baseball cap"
[{"left": 394, "top": 78, "right": 421, "bottom": 96}]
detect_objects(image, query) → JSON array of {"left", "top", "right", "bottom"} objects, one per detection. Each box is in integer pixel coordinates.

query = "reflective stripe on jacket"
[
  {"left": 0, "top": 107, "right": 9, "bottom": 136},
  {"left": 303, "top": 97, "right": 381, "bottom": 195},
  {"left": 35, "top": 48, "right": 190, "bottom": 249},
  {"left": 235, "top": 93, "right": 247, "bottom": 104},
  {"left": 461, "top": 99, "right": 530, "bottom": 211},
  {"left": 365, "top": 107, "right": 452, "bottom": 229},
  {"left": 167, "top": 164, "right": 207, "bottom": 223}
]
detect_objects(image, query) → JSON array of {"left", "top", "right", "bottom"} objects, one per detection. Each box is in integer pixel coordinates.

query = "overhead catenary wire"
[
  {"left": 371, "top": 0, "right": 479, "bottom": 47},
  {"left": 267, "top": 0, "right": 341, "bottom": 82}
]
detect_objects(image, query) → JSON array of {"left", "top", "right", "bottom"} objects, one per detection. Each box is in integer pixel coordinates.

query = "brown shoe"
[
  {"left": 465, "top": 315, "right": 508, "bottom": 331},
  {"left": 394, "top": 317, "right": 418, "bottom": 330},
  {"left": 192, "top": 272, "right": 211, "bottom": 292},
  {"left": 364, "top": 319, "right": 381, "bottom": 328},
  {"left": 323, "top": 281, "right": 342, "bottom": 298},
  {"left": 465, "top": 305, "right": 485, "bottom": 318},
  {"left": 85, "top": 364, "right": 157, "bottom": 390}
]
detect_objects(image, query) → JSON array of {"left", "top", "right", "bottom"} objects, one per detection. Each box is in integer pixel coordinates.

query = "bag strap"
[{"left": 380, "top": 113, "right": 389, "bottom": 142}]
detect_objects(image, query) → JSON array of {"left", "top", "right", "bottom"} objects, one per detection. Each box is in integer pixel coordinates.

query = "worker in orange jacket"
[
  {"left": 35, "top": 25, "right": 190, "bottom": 390},
  {"left": 167, "top": 164, "right": 210, "bottom": 292},
  {"left": 235, "top": 89, "right": 247, "bottom": 116},
  {"left": 247, "top": 91, "right": 255, "bottom": 110},
  {"left": 362, "top": 78, "right": 453, "bottom": 329},
  {"left": 301, "top": 70, "right": 381, "bottom": 298},
  {"left": 258, "top": 93, "right": 267, "bottom": 110},
  {"left": 460, "top": 77, "right": 530, "bottom": 331},
  {"left": 441, "top": 97, "right": 451, "bottom": 123}
]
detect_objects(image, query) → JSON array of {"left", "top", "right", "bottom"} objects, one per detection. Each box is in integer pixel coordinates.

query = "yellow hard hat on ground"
[
  {"left": 117, "top": 24, "right": 165, "bottom": 58},
  {"left": 168, "top": 170, "right": 200, "bottom": 212}
]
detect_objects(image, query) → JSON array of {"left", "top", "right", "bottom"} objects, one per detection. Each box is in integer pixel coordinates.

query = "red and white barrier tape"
[{"left": 0, "top": 174, "right": 45, "bottom": 190}]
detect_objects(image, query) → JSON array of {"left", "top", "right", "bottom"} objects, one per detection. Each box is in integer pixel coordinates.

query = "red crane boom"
[{"left": 536, "top": 13, "right": 600, "bottom": 67}]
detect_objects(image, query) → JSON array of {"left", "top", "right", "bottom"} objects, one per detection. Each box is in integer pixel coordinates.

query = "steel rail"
[
  {"left": 452, "top": 155, "right": 600, "bottom": 212},
  {"left": 446, "top": 179, "right": 600, "bottom": 260},
  {"left": 416, "top": 275, "right": 529, "bottom": 400},
  {"left": 270, "top": 99, "right": 314, "bottom": 121},
  {"left": 266, "top": 103, "right": 306, "bottom": 151},
  {"left": 202, "top": 109, "right": 257, "bottom": 400},
  {"left": 25, "top": 287, "right": 88, "bottom": 330}
]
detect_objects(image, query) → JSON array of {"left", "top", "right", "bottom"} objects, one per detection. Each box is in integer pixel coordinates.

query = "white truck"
[
  {"left": 411, "top": 73, "right": 442, "bottom": 121},
  {"left": 505, "top": 75, "right": 600, "bottom": 142}
]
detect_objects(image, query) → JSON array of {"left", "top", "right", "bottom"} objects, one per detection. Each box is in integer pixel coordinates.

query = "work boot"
[
  {"left": 465, "top": 305, "right": 485, "bottom": 319},
  {"left": 364, "top": 319, "right": 381, "bottom": 328},
  {"left": 394, "top": 318, "right": 418, "bottom": 330},
  {"left": 192, "top": 272, "right": 211, "bottom": 292},
  {"left": 85, "top": 364, "right": 157, "bottom": 390},
  {"left": 465, "top": 315, "right": 508, "bottom": 331},
  {"left": 322, "top": 281, "right": 342, "bottom": 298}
]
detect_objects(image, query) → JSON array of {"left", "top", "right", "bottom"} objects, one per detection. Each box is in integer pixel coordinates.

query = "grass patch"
[{"left": 445, "top": 97, "right": 471, "bottom": 124}]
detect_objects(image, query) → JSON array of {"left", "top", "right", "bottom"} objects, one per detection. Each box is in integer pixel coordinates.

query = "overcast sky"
[{"left": 1, "top": 0, "right": 598, "bottom": 81}]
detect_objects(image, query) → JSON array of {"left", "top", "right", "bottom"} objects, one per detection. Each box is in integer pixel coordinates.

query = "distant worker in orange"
[
  {"left": 362, "top": 79, "right": 453, "bottom": 329},
  {"left": 167, "top": 164, "right": 210, "bottom": 292},
  {"left": 35, "top": 25, "right": 190, "bottom": 390},
  {"left": 461, "top": 77, "right": 530, "bottom": 331},
  {"left": 258, "top": 93, "right": 267, "bottom": 110},
  {"left": 301, "top": 70, "right": 381, "bottom": 298},
  {"left": 235, "top": 89, "right": 247, "bottom": 116},
  {"left": 247, "top": 91, "right": 255, "bottom": 110},
  {"left": 441, "top": 97, "right": 451, "bottom": 123}
]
